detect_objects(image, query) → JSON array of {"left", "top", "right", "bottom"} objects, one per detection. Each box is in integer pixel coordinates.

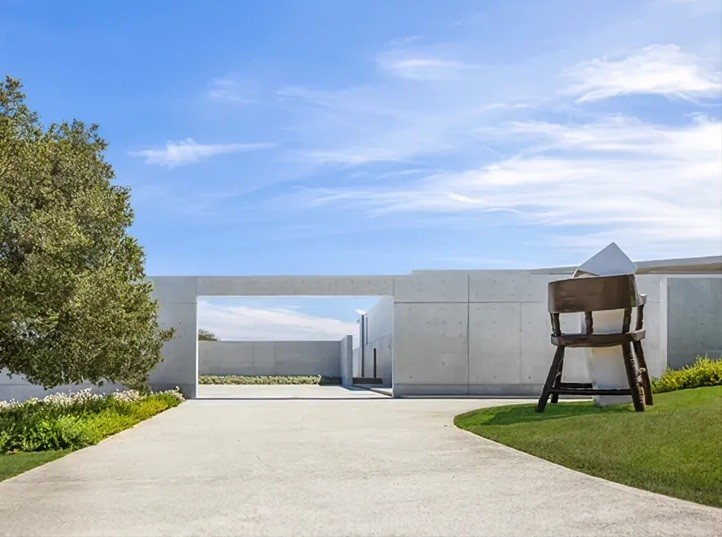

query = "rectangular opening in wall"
[{"left": 195, "top": 295, "right": 393, "bottom": 398}]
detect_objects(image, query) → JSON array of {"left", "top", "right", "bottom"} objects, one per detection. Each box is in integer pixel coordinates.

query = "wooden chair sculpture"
[{"left": 536, "top": 274, "right": 653, "bottom": 412}]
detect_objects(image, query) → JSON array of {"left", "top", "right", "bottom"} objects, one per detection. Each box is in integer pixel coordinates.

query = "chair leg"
[
  {"left": 550, "top": 356, "right": 564, "bottom": 404},
  {"left": 622, "top": 343, "right": 645, "bottom": 412},
  {"left": 537, "top": 346, "right": 565, "bottom": 413},
  {"left": 633, "top": 341, "right": 653, "bottom": 406}
]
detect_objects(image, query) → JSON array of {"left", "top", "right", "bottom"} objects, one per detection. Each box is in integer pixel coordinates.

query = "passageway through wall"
[{"left": 195, "top": 295, "right": 393, "bottom": 397}]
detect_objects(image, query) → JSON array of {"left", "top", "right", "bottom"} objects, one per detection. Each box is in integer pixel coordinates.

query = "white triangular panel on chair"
[{"left": 573, "top": 242, "right": 637, "bottom": 278}]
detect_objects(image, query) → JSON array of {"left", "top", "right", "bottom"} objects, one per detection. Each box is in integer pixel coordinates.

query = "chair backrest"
[{"left": 548, "top": 274, "right": 643, "bottom": 314}]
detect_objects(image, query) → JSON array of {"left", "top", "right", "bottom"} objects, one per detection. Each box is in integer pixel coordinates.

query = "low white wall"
[
  {"left": 0, "top": 371, "right": 124, "bottom": 403},
  {"left": 199, "top": 340, "right": 345, "bottom": 377}
]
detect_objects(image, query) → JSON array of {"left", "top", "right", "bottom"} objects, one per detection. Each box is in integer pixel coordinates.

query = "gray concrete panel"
[
  {"left": 339, "top": 336, "right": 353, "bottom": 386},
  {"left": 468, "top": 383, "right": 543, "bottom": 396},
  {"left": 199, "top": 340, "right": 343, "bottom": 377},
  {"left": 526, "top": 274, "right": 563, "bottom": 303},
  {"left": 196, "top": 276, "right": 394, "bottom": 296},
  {"left": 393, "top": 303, "right": 468, "bottom": 386},
  {"left": 150, "top": 277, "right": 198, "bottom": 303},
  {"left": 252, "top": 342, "right": 277, "bottom": 375},
  {"left": 393, "top": 273, "right": 468, "bottom": 303},
  {"left": 199, "top": 342, "right": 271, "bottom": 376},
  {"left": 469, "top": 272, "right": 529, "bottom": 303},
  {"left": 274, "top": 341, "right": 341, "bottom": 376},
  {"left": 667, "top": 277, "right": 722, "bottom": 368},
  {"left": 392, "top": 383, "right": 470, "bottom": 396},
  {"left": 148, "top": 299, "right": 197, "bottom": 398},
  {"left": 519, "top": 303, "right": 588, "bottom": 384},
  {"left": 469, "top": 303, "right": 521, "bottom": 384},
  {"left": 635, "top": 274, "right": 664, "bottom": 303},
  {"left": 365, "top": 296, "right": 394, "bottom": 341}
]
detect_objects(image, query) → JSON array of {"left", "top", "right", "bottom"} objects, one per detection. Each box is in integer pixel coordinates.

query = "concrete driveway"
[{"left": 0, "top": 386, "right": 719, "bottom": 537}]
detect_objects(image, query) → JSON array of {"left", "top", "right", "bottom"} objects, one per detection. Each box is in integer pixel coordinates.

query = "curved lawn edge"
[
  {"left": 0, "top": 390, "right": 184, "bottom": 482},
  {"left": 454, "top": 386, "right": 722, "bottom": 508}
]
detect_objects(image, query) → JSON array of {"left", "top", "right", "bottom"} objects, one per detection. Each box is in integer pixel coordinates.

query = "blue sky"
[{"left": 2, "top": 0, "right": 720, "bottom": 340}]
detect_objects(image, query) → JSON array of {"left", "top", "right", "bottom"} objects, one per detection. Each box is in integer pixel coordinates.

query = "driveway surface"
[{"left": 0, "top": 386, "right": 719, "bottom": 536}]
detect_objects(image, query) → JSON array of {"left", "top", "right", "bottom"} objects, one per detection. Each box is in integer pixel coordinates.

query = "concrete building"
[
  {"left": 144, "top": 255, "right": 720, "bottom": 399},
  {"left": 1, "top": 256, "right": 720, "bottom": 401}
]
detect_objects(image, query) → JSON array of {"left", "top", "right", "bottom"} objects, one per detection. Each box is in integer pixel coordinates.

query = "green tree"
[
  {"left": 0, "top": 76, "right": 173, "bottom": 389},
  {"left": 197, "top": 329, "right": 218, "bottom": 341}
]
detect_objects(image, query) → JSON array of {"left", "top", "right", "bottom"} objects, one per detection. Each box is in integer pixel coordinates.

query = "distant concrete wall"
[
  {"left": 392, "top": 271, "right": 668, "bottom": 397},
  {"left": 665, "top": 276, "right": 722, "bottom": 369},
  {"left": 354, "top": 296, "right": 393, "bottom": 385},
  {"left": 199, "top": 340, "right": 344, "bottom": 377}
]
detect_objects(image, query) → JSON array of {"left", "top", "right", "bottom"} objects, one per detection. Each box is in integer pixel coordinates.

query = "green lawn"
[
  {"left": 0, "top": 450, "right": 69, "bottom": 481},
  {"left": 455, "top": 386, "right": 722, "bottom": 507}
]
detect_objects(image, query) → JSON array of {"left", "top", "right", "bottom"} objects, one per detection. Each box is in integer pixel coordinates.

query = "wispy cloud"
[
  {"left": 563, "top": 44, "right": 721, "bottom": 102},
  {"left": 207, "top": 76, "right": 256, "bottom": 104},
  {"left": 276, "top": 79, "right": 526, "bottom": 166},
  {"left": 376, "top": 49, "right": 481, "bottom": 80},
  {"left": 130, "top": 138, "right": 274, "bottom": 167},
  {"left": 197, "top": 300, "right": 357, "bottom": 341},
  {"left": 300, "top": 115, "right": 722, "bottom": 252}
]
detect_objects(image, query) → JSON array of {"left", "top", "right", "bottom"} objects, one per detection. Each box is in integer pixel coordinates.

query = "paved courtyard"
[{"left": 0, "top": 386, "right": 719, "bottom": 536}]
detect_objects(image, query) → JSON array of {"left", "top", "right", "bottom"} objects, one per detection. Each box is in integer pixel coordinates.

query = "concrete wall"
[
  {"left": 354, "top": 296, "right": 393, "bottom": 385},
  {"left": 148, "top": 277, "right": 198, "bottom": 398},
  {"left": 146, "top": 275, "right": 395, "bottom": 398},
  {"left": 0, "top": 372, "right": 123, "bottom": 402},
  {"left": 391, "top": 271, "right": 669, "bottom": 396},
  {"left": 5, "top": 259, "right": 717, "bottom": 402},
  {"left": 199, "top": 340, "right": 345, "bottom": 377},
  {"left": 339, "top": 335, "right": 353, "bottom": 386},
  {"left": 664, "top": 276, "right": 722, "bottom": 368}
]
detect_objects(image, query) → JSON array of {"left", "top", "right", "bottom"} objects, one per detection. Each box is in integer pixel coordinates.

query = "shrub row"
[
  {"left": 199, "top": 375, "right": 341, "bottom": 385},
  {"left": 652, "top": 356, "right": 722, "bottom": 393},
  {"left": 0, "top": 389, "right": 183, "bottom": 452}
]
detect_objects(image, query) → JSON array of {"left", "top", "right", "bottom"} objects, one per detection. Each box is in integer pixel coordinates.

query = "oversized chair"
[{"left": 536, "top": 274, "right": 653, "bottom": 412}]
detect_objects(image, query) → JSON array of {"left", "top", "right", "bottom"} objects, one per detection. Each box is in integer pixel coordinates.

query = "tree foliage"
[
  {"left": 197, "top": 329, "right": 218, "bottom": 342},
  {"left": 0, "top": 76, "right": 173, "bottom": 388}
]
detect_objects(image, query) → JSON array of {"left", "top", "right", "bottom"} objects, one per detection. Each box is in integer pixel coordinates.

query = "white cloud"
[
  {"left": 197, "top": 300, "right": 357, "bottom": 341},
  {"left": 207, "top": 77, "right": 256, "bottom": 104},
  {"left": 302, "top": 115, "right": 722, "bottom": 253},
  {"left": 376, "top": 49, "right": 481, "bottom": 80},
  {"left": 276, "top": 82, "right": 519, "bottom": 166},
  {"left": 563, "top": 44, "right": 721, "bottom": 101},
  {"left": 130, "top": 138, "right": 274, "bottom": 167}
]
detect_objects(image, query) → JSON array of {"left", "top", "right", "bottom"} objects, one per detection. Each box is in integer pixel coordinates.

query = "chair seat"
[{"left": 551, "top": 329, "right": 645, "bottom": 348}]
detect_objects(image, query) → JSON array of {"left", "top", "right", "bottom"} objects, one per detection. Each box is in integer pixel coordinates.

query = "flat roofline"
[
  {"left": 150, "top": 255, "right": 721, "bottom": 279},
  {"left": 411, "top": 255, "right": 722, "bottom": 275}
]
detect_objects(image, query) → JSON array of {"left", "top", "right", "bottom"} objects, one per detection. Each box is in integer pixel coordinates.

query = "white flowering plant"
[{"left": 0, "top": 388, "right": 183, "bottom": 452}]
